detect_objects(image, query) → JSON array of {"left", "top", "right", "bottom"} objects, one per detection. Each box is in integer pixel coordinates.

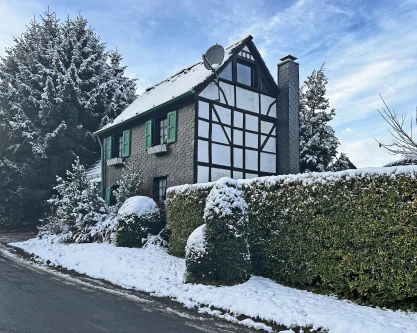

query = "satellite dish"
[{"left": 203, "top": 44, "right": 225, "bottom": 71}]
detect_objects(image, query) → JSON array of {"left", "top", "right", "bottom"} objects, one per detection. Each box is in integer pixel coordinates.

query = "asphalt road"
[{"left": 0, "top": 248, "right": 259, "bottom": 333}]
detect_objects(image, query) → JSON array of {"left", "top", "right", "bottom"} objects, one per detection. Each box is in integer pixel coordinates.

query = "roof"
[
  {"left": 95, "top": 35, "right": 252, "bottom": 135},
  {"left": 86, "top": 160, "right": 101, "bottom": 183}
]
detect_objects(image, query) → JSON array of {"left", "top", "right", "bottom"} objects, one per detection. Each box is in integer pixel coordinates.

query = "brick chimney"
[{"left": 276, "top": 54, "right": 300, "bottom": 174}]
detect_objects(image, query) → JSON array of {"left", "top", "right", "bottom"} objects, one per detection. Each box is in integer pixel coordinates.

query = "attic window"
[
  {"left": 237, "top": 61, "right": 255, "bottom": 87},
  {"left": 219, "top": 63, "right": 232, "bottom": 81}
]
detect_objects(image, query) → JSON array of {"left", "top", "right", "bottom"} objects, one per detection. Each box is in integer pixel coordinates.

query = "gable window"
[
  {"left": 237, "top": 61, "right": 255, "bottom": 87},
  {"left": 219, "top": 62, "right": 232, "bottom": 81},
  {"left": 153, "top": 177, "right": 167, "bottom": 202}
]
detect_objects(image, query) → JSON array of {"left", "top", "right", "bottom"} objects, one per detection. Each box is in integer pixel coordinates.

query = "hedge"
[
  {"left": 185, "top": 178, "right": 251, "bottom": 285},
  {"left": 166, "top": 183, "right": 213, "bottom": 257},
  {"left": 166, "top": 167, "right": 417, "bottom": 309}
]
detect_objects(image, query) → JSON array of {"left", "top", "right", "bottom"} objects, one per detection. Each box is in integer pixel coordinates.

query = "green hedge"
[
  {"left": 185, "top": 178, "right": 251, "bottom": 285},
  {"left": 166, "top": 183, "right": 213, "bottom": 257},
  {"left": 166, "top": 167, "right": 417, "bottom": 309}
]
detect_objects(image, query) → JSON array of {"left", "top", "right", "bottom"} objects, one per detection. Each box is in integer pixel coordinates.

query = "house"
[{"left": 94, "top": 35, "right": 300, "bottom": 205}]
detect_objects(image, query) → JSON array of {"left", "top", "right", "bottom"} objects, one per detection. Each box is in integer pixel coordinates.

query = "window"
[
  {"left": 219, "top": 63, "right": 232, "bottom": 81},
  {"left": 154, "top": 177, "right": 167, "bottom": 202},
  {"left": 156, "top": 118, "right": 167, "bottom": 144},
  {"left": 237, "top": 62, "right": 255, "bottom": 87},
  {"left": 106, "top": 130, "right": 131, "bottom": 159}
]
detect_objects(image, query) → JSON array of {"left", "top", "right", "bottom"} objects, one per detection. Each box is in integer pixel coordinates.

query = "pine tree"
[
  {"left": 49, "top": 157, "right": 108, "bottom": 243},
  {"left": 330, "top": 153, "right": 352, "bottom": 171},
  {"left": 299, "top": 65, "right": 350, "bottom": 173},
  {"left": 0, "top": 10, "right": 136, "bottom": 230},
  {"left": 113, "top": 158, "right": 143, "bottom": 208}
]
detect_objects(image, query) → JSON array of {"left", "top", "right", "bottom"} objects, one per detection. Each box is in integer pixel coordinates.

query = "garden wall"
[{"left": 166, "top": 166, "right": 417, "bottom": 309}]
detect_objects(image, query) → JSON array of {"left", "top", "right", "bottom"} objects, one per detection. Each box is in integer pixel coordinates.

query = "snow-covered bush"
[
  {"left": 113, "top": 159, "right": 143, "bottom": 208},
  {"left": 116, "top": 196, "right": 161, "bottom": 248},
  {"left": 40, "top": 157, "right": 108, "bottom": 243},
  {"left": 168, "top": 167, "right": 417, "bottom": 310},
  {"left": 185, "top": 178, "right": 251, "bottom": 285}
]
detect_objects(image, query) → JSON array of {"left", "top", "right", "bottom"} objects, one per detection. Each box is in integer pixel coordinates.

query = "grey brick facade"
[
  {"left": 277, "top": 56, "right": 300, "bottom": 174},
  {"left": 104, "top": 103, "right": 195, "bottom": 198}
]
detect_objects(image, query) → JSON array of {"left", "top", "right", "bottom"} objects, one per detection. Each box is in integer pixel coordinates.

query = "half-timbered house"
[{"left": 94, "top": 35, "right": 300, "bottom": 205}]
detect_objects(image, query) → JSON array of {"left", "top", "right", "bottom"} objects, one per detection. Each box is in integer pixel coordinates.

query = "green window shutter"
[
  {"left": 106, "top": 137, "right": 112, "bottom": 160},
  {"left": 167, "top": 111, "right": 177, "bottom": 143},
  {"left": 105, "top": 188, "right": 111, "bottom": 206},
  {"left": 145, "top": 120, "right": 152, "bottom": 148},
  {"left": 122, "top": 130, "right": 131, "bottom": 157}
]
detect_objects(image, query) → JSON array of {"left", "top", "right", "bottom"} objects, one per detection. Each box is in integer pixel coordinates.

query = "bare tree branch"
[{"left": 374, "top": 94, "right": 417, "bottom": 158}]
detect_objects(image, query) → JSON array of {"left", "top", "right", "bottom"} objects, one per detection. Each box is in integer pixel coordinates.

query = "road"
[{"left": 0, "top": 247, "right": 259, "bottom": 333}]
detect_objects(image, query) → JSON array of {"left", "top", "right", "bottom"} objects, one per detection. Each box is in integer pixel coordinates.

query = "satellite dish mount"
[{"left": 202, "top": 44, "right": 225, "bottom": 102}]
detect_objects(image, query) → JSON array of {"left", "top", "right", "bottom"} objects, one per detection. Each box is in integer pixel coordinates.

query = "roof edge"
[{"left": 94, "top": 90, "right": 195, "bottom": 137}]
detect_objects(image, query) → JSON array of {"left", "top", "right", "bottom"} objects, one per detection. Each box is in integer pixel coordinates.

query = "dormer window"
[{"left": 237, "top": 61, "right": 255, "bottom": 87}]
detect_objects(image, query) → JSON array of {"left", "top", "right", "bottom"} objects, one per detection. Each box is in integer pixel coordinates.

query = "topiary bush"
[
  {"left": 116, "top": 196, "right": 161, "bottom": 248},
  {"left": 166, "top": 183, "right": 213, "bottom": 257},
  {"left": 185, "top": 177, "right": 251, "bottom": 285}
]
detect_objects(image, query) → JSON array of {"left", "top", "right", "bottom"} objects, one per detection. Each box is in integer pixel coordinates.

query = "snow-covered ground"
[{"left": 11, "top": 237, "right": 417, "bottom": 333}]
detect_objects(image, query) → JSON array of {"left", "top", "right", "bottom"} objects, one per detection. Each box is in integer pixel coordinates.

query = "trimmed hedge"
[
  {"left": 185, "top": 178, "right": 251, "bottom": 285},
  {"left": 166, "top": 167, "right": 417, "bottom": 309},
  {"left": 166, "top": 183, "right": 213, "bottom": 257}
]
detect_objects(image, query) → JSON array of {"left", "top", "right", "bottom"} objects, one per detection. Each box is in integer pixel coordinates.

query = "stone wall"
[{"left": 105, "top": 102, "right": 195, "bottom": 198}]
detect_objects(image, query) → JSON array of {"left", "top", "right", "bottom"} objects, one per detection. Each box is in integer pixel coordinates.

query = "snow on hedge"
[
  {"left": 118, "top": 196, "right": 158, "bottom": 218},
  {"left": 10, "top": 238, "right": 417, "bottom": 333},
  {"left": 185, "top": 224, "right": 206, "bottom": 258},
  {"left": 168, "top": 165, "right": 417, "bottom": 195}
]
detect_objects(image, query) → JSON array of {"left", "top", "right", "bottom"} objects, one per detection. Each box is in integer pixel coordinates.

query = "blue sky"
[{"left": 1, "top": 0, "right": 417, "bottom": 167}]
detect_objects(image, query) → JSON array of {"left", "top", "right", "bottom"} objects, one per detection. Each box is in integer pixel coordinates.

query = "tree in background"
[
  {"left": 0, "top": 10, "right": 136, "bottom": 230},
  {"left": 299, "top": 65, "right": 352, "bottom": 172},
  {"left": 113, "top": 158, "right": 143, "bottom": 209},
  {"left": 375, "top": 95, "right": 417, "bottom": 160}
]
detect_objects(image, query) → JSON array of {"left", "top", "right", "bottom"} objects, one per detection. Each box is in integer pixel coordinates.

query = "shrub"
[
  {"left": 166, "top": 183, "right": 213, "bottom": 257},
  {"left": 116, "top": 196, "right": 161, "bottom": 248},
  {"left": 167, "top": 166, "right": 417, "bottom": 309},
  {"left": 185, "top": 178, "right": 251, "bottom": 285}
]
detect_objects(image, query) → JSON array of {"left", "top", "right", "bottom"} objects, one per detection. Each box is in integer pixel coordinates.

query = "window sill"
[
  {"left": 147, "top": 144, "right": 167, "bottom": 155},
  {"left": 106, "top": 157, "right": 124, "bottom": 166}
]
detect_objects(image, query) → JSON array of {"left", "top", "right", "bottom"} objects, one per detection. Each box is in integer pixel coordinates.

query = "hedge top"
[{"left": 167, "top": 166, "right": 417, "bottom": 195}]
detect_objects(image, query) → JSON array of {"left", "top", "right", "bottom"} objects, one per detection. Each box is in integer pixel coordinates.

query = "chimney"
[{"left": 276, "top": 54, "right": 300, "bottom": 174}]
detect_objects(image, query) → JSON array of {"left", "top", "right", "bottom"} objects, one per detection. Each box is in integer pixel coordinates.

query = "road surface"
[{"left": 0, "top": 247, "right": 259, "bottom": 333}]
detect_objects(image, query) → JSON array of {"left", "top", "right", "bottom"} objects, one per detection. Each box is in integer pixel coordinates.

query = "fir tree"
[
  {"left": 299, "top": 65, "right": 350, "bottom": 173},
  {"left": 330, "top": 153, "right": 352, "bottom": 171},
  {"left": 113, "top": 158, "right": 143, "bottom": 208},
  {"left": 0, "top": 10, "right": 136, "bottom": 230},
  {"left": 49, "top": 157, "right": 107, "bottom": 243}
]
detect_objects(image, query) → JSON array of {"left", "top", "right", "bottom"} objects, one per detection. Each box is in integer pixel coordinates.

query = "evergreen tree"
[
  {"left": 48, "top": 157, "right": 107, "bottom": 243},
  {"left": 299, "top": 65, "right": 350, "bottom": 173},
  {"left": 0, "top": 10, "right": 136, "bottom": 230},
  {"left": 330, "top": 153, "right": 353, "bottom": 171},
  {"left": 113, "top": 158, "right": 143, "bottom": 208}
]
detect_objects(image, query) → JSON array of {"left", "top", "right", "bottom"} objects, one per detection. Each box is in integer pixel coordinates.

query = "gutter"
[
  {"left": 94, "top": 90, "right": 195, "bottom": 137},
  {"left": 97, "top": 136, "right": 105, "bottom": 198}
]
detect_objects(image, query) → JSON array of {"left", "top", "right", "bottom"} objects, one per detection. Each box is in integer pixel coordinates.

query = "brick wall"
[{"left": 105, "top": 103, "right": 196, "bottom": 198}]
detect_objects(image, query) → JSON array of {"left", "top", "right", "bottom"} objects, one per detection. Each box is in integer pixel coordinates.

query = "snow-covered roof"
[
  {"left": 96, "top": 35, "right": 252, "bottom": 134},
  {"left": 86, "top": 160, "right": 101, "bottom": 183},
  {"left": 384, "top": 157, "right": 417, "bottom": 167}
]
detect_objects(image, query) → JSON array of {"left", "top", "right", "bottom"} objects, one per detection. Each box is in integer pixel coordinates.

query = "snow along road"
[{"left": 0, "top": 246, "right": 259, "bottom": 333}]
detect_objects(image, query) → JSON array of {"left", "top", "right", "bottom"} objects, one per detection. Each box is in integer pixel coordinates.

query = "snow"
[
  {"left": 185, "top": 224, "right": 206, "bottom": 257},
  {"left": 118, "top": 196, "right": 158, "bottom": 217},
  {"left": 86, "top": 160, "right": 101, "bottom": 183},
  {"left": 11, "top": 237, "right": 417, "bottom": 333},
  {"left": 98, "top": 36, "right": 251, "bottom": 133}
]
